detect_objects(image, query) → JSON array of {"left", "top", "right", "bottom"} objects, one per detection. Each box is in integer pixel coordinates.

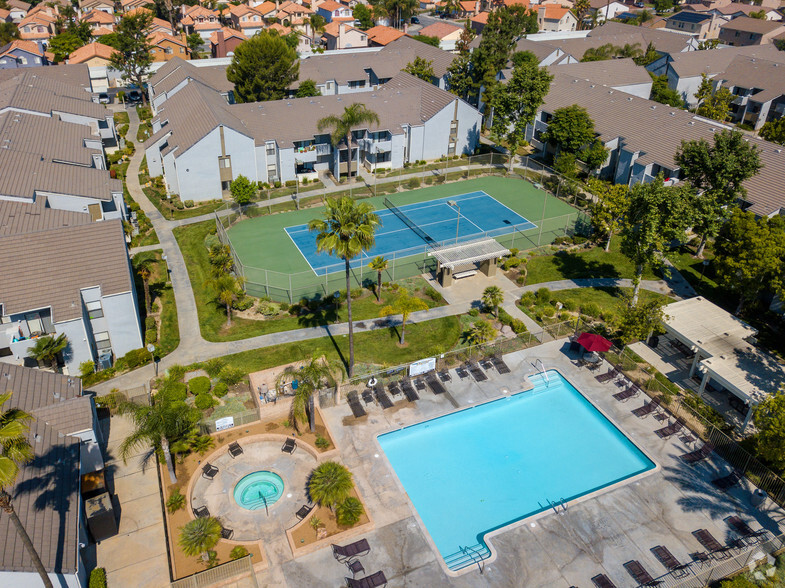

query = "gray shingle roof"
[
  {"left": 0, "top": 364, "right": 82, "bottom": 413},
  {"left": 148, "top": 56, "right": 233, "bottom": 98},
  {"left": 551, "top": 58, "right": 652, "bottom": 88},
  {"left": 0, "top": 200, "right": 91, "bottom": 237},
  {"left": 0, "top": 63, "right": 91, "bottom": 91},
  {"left": 719, "top": 54, "right": 785, "bottom": 103},
  {"left": 32, "top": 396, "right": 94, "bottom": 435},
  {"left": 379, "top": 36, "right": 457, "bottom": 78},
  {"left": 0, "top": 111, "right": 101, "bottom": 166},
  {"left": 587, "top": 21, "right": 695, "bottom": 54},
  {"left": 666, "top": 44, "right": 784, "bottom": 78},
  {"left": 0, "top": 69, "right": 105, "bottom": 120},
  {"left": 719, "top": 16, "right": 785, "bottom": 35},
  {"left": 0, "top": 219, "right": 133, "bottom": 321}
]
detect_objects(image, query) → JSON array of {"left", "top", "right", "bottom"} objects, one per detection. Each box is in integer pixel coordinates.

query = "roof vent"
[
  {"left": 776, "top": 148, "right": 782, "bottom": 153},
  {"left": 651, "top": 105, "right": 656, "bottom": 109},
  {"left": 688, "top": 121, "right": 694, "bottom": 125},
  {"left": 34, "top": 434, "right": 42, "bottom": 443},
  {"left": 627, "top": 96, "right": 633, "bottom": 101}
]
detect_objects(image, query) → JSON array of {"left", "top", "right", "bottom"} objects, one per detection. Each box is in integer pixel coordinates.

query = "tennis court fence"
[{"left": 215, "top": 156, "right": 591, "bottom": 302}]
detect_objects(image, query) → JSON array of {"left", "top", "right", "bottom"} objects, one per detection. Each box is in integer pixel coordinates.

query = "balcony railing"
[{"left": 315, "top": 143, "right": 332, "bottom": 155}]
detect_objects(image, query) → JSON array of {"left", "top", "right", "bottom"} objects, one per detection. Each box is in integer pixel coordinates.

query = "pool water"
[
  {"left": 233, "top": 471, "right": 284, "bottom": 510},
  {"left": 377, "top": 370, "right": 655, "bottom": 570}
]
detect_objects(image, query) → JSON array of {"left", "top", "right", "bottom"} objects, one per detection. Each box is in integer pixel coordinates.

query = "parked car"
[
  {"left": 98, "top": 92, "right": 110, "bottom": 104},
  {"left": 411, "top": 16, "right": 420, "bottom": 24},
  {"left": 439, "top": 12, "right": 449, "bottom": 18},
  {"left": 126, "top": 90, "right": 143, "bottom": 104}
]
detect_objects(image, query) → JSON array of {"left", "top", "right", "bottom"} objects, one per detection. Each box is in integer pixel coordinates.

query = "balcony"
[
  {"left": 359, "top": 138, "right": 392, "bottom": 153},
  {"left": 315, "top": 143, "right": 332, "bottom": 156}
]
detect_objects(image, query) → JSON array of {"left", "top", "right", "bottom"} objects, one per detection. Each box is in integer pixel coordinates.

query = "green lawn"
[
  {"left": 132, "top": 251, "right": 179, "bottom": 356},
  {"left": 525, "top": 240, "right": 659, "bottom": 285},
  {"left": 666, "top": 246, "right": 734, "bottom": 311},
  {"left": 174, "top": 221, "right": 445, "bottom": 342}
]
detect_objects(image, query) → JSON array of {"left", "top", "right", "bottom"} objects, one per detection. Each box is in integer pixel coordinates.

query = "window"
[
  {"left": 450, "top": 120, "right": 458, "bottom": 134},
  {"left": 266, "top": 142, "right": 275, "bottom": 156},
  {"left": 448, "top": 141, "right": 456, "bottom": 155},
  {"left": 94, "top": 331, "right": 111, "bottom": 351},
  {"left": 85, "top": 300, "right": 104, "bottom": 319},
  {"left": 165, "top": 47, "right": 173, "bottom": 54},
  {"left": 219, "top": 156, "right": 231, "bottom": 168},
  {"left": 348, "top": 80, "right": 366, "bottom": 89}
]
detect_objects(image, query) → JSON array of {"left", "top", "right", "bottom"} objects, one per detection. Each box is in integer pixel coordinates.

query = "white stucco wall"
[
  {"left": 0, "top": 570, "right": 82, "bottom": 588},
  {"left": 54, "top": 318, "right": 93, "bottom": 375},
  {"left": 102, "top": 290, "right": 143, "bottom": 359},
  {"left": 613, "top": 82, "right": 653, "bottom": 99},
  {"left": 40, "top": 192, "right": 106, "bottom": 217}
]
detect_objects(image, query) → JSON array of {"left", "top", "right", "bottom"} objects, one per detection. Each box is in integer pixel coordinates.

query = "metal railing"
[
  {"left": 197, "top": 408, "right": 259, "bottom": 435},
  {"left": 169, "top": 555, "right": 258, "bottom": 588}
]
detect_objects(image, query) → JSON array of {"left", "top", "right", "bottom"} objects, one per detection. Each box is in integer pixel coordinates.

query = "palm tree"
[
  {"left": 117, "top": 394, "right": 199, "bottom": 484},
  {"left": 308, "top": 461, "right": 353, "bottom": 510},
  {"left": 308, "top": 197, "right": 380, "bottom": 377},
  {"left": 466, "top": 320, "right": 497, "bottom": 345},
  {"left": 27, "top": 333, "right": 68, "bottom": 373},
  {"left": 137, "top": 259, "right": 153, "bottom": 314},
  {"left": 379, "top": 291, "right": 428, "bottom": 345},
  {"left": 574, "top": 0, "right": 590, "bottom": 29},
  {"left": 317, "top": 104, "right": 379, "bottom": 180},
  {"left": 441, "top": 0, "right": 462, "bottom": 17},
  {"left": 0, "top": 392, "right": 53, "bottom": 588},
  {"left": 481, "top": 286, "right": 504, "bottom": 319},
  {"left": 276, "top": 356, "right": 338, "bottom": 433},
  {"left": 204, "top": 274, "right": 245, "bottom": 327},
  {"left": 368, "top": 256, "right": 388, "bottom": 302},
  {"left": 179, "top": 516, "right": 222, "bottom": 557}
]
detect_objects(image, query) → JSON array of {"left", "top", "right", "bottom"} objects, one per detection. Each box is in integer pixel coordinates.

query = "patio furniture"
[
  {"left": 623, "top": 560, "right": 662, "bottom": 586},
  {"left": 425, "top": 373, "right": 447, "bottom": 395},
  {"left": 492, "top": 354, "right": 511, "bottom": 374},
  {"left": 361, "top": 389, "right": 374, "bottom": 404},
  {"left": 680, "top": 431, "right": 696, "bottom": 444},
  {"left": 282, "top": 437, "right": 297, "bottom": 454},
  {"left": 632, "top": 398, "right": 661, "bottom": 418},
  {"left": 595, "top": 366, "right": 618, "bottom": 384},
  {"left": 613, "top": 385, "right": 640, "bottom": 402},
  {"left": 202, "top": 463, "right": 219, "bottom": 480},
  {"left": 401, "top": 379, "right": 419, "bottom": 402},
  {"left": 228, "top": 441, "right": 243, "bottom": 458},
  {"left": 693, "top": 529, "right": 732, "bottom": 559},
  {"left": 193, "top": 505, "right": 209, "bottom": 518},
  {"left": 347, "top": 392, "right": 367, "bottom": 418},
  {"left": 690, "top": 551, "right": 711, "bottom": 567},
  {"left": 456, "top": 366, "right": 470, "bottom": 380},
  {"left": 438, "top": 370, "right": 452, "bottom": 382},
  {"left": 680, "top": 442, "right": 714, "bottom": 464},
  {"left": 712, "top": 470, "right": 743, "bottom": 492},
  {"left": 374, "top": 385, "right": 394, "bottom": 409},
  {"left": 346, "top": 558, "right": 365, "bottom": 577},
  {"left": 654, "top": 419, "right": 684, "bottom": 439},
  {"left": 346, "top": 571, "right": 387, "bottom": 588},
  {"left": 332, "top": 538, "right": 371, "bottom": 562},
  {"left": 295, "top": 504, "right": 313, "bottom": 520},
  {"left": 221, "top": 526, "right": 234, "bottom": 539},
  {"left": 414, "top": 378, "right": 426, "bottom": 392},
  {"left": 480, "top": 358, "right": 494, "bottom": 371},
  {"left": 591, "top": 574, "right": 618, "bottom": 588},
  {"left": 387, "top": 382, "right": 401, "bottom": 396},
  {"left": 726, "top": 515, "right": 768, "bottom": 544},
  {"left": 651, "top": 546, "right": 689, "bottom": 578},
  {"left": 468, "top": 362, "right": 488, "bottom": 382}
]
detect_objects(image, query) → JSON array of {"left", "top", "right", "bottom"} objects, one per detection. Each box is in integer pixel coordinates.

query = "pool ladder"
[
  {"left": 535, "top": 359, "right": 549, "bottom": 385},
  {"left": 548, "top": 497, "right": 568, "bottom": 515}
]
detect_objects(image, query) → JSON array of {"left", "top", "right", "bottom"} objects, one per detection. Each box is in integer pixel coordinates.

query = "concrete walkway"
[{"left": 129, "top": 243, "right": 163, "bottom": 256}]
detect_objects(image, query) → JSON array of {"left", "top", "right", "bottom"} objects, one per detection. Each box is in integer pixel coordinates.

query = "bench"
[{"left": 453, "top": 270, "right": 477, "bottom": 279}]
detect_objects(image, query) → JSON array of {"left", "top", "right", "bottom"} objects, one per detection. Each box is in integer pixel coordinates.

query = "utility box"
[{"left": 85, "top": 492, "right": 117, "bottom": 542}]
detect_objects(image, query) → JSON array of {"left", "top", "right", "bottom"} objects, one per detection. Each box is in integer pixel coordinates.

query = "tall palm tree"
[
  {"left": 308, "top": 197, "right": 380, "bottom": 377},
  {"left": 481, "top": 286, "right": 504, "bottom": 319},
  {"left": 179, "top": 516, "right": 222, "bottom": 557},
  {"left": 308, "top": 461, "right": 353, "bottom": 510},
  {"left": 204, "top": 274, "right": 245, "bottom": 327},
  {"left": 117, "top": 395, "right": 199, "bottom": 484},
  {"left": 317, "top": 104, "right": 379, "bottom": 180},
  {"left": 276, "top": 356, "right": 338, "bottom": 433},
  {"left": 136, "top": 259, "right": 153, "bottom": 314},
  {"left": 368, "top": 256, "right": 388, "bottom": 302},
  {"left": 0, "top": 392, "right": 53, "bottom": 588},
  {"left": 379, "top": 291, "right": 428, "bottom": 345},
  {"left": 27, "top": 333, "right": 68, "bottom": 373},
  {"left": 573, "top": 0, "right": 590, "bottom": 29}
]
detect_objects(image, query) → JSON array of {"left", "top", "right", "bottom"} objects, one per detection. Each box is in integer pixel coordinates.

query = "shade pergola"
[
  {"left": 662, "top": 297, "right": 785, "bottom": 431},
  {"left": 428, "top": 238, "right": 510, "bottom": 287}
]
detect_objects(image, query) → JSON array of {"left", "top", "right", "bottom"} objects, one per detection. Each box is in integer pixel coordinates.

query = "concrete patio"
[{"left": 240, "top": 338, "right": 785, "bottom": 587}]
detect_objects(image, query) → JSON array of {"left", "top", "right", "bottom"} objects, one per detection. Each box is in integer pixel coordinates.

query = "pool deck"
[{"left": 241, "top": 338, "right": 785, "bottom": 588}]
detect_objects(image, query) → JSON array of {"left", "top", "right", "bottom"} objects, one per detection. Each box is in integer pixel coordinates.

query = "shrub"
[
  {"left": 336, "top": 496, "right": 364, "bottom": 527},
  {"left": 232, "top": 296, "right": 254, "bottom": 311},
  {"left": 509, "top": 248, "right": 519, "bottom": 256},
  {"left": 581, "top": 302, "right": 601, "bottom": 317},
  {"left": 184, "top": 200, "right": 194, "bottom": 208},
  {"left": 79, "top": 360, "right": 95, "bottom": 377},
  {"left": 122, "top": 347, "right": 150, "bottom": 369},
  {"left": 257, "top": 300, "right": 281, "bottom": 316},
  {"left": 145, "top": 316, "right": 157, "bottom": 330},
  {"left": 230, "top": 546, "right": 250, "bottom": 560},
  {"left": 160, "top": 381, "right": 187, "bottom": 402},
  {"left": 424, "top": 285, "right": 443, "bottom": 302},
  {"left": 315, "top": 435, "right": 330, "bottom": 449},
  {"left": 285, "top": 180, "right": 297, "bottom": 187},
  {"left": 468, "top": 308, "right": 479, "bottom": 317},
  {"left": 516, "top": 275, "right": 527, "bottom": 286},
  {"left": 145, "top": 329, "right": 157, "bottom": 344},
  {"left": 195, "top": 393, "right": 214, "bottom": 410},
  {"left": 541, "top": 306, "right": 556, "bottom": 318},
  {"left": 562, "top": 300, "right": 578, "bottom": 312},
  {"left": 407, "top": 177, "right": 421, "bottom": 189},
  {"left": 510, "top": 318, "right": 527, "bottom": 334},
  {"left": 202, "top": 357, "right": 225, "bottom": 377},
  {"left": 219, "top": 366, "right": 244, "bottom": 386},
  {"left": 350, "top": 288, "right": 364, "bottom": 299},
  {"left": 166, "top": 488, "right": 186, "bottom": 513},
  {"left": 188, "top": 376, "right": 211, "bottom": 396},
  {"left": 204, "top": 233, "right": 220, "bottom": 250},
  {"left": 502, "top": 256, "right": 521, "bottom": 270},
  {"left": 89, "top": 568, "right": 107, "bottom": 588},
  {"left": 535, "top": 288, "right": 551, "bottom": 304},
  {"left": 274, "top": 181, "right": 282, "bottom": 188},
  {"left": 280, "top": 301, "right": 289, "bottom": 312},
  {"left": 175, "top": 200, "right": 184, "bottom": 210},
  {"left": 212, "top": 382, "right": 229, "bottom": 398},
  {"left": 559, "top": 311, "right": 571, "bottom": 321},
  {"left": 519, "top": 291, "right": 536, "bottom": 307}
]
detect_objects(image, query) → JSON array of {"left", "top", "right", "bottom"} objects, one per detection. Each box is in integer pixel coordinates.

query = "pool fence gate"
[
  {"left": 215, "top": 154, "right": 591, "bottom": 303},
  {"left": 168, "top": 554, "right": 258, "bottom": 588}
]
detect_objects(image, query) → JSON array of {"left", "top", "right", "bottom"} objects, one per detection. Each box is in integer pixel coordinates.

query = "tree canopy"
[
  {"left": 295, "top": 79, "right": 321, "bottom": 98},
  {"left": 754, "top": 394, "right": 785, "bottom": 470},
  {"left": 352, "top": 3, "right": 373, "bottom": 29},
  {"left": 0, "top": 22, "right": 19, "bottom": 46},
  {"left": 403, "top": 57, "right": 435, "bottom": 82},
  {"left": 540, "top": 104, "right": 608, "bottom": 169},
  {"left": 696, "top": 86, "right": 732, "bottom": 121},
  {"left": 49, "top": 32, "right": 87, "bottom": 63},
  {"left": 760, "top": 118, "right": 785, "bottom": 146},
  {"left": 226, "top": 31, "right": 299, "bottom": 103},
  {"left": 649, "top": 73, "right": 684, "bottom": 107},
  {"left": 109, "top": 12, "right": 154, "bottom": 98},
  {"left": 230, "top": 175, "right": 256, "bottom": 206},
  {"left": 587, "top": 179, "right": 628, "bottom": 251}
]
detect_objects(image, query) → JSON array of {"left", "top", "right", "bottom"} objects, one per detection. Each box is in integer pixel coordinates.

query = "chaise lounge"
[
  {"left": 401, "top": 379, "right": 419, "bottom": 401},
  {"left": 492, "top": 354, "right": 511, "bottom": 374},
  {"left": 346, "top": 571, "right": 387, "bottom": 588},
  {"left": 651, "top": 545, "right": 689, "bottom": 578},
  {"left": 374, "top": 384, "right": 394, "bottom": 409},
  {"left": 347, "top": 391, "right": 367, "bottom": 418},
  {"left": 613, "top": 385, "right": 640, "bottom": 402},
  {"left": 654, "top": 419, "right": 684, "bottom": 439},
  {"left": 693, "top": 529, "right": 733, "bottom": 560},
  {"left": 332, "top": 538, "right": 371, "bottom": 562},
  {"left": 425, "top": 373, "right": 447, "bottom": 395},
  {"left": 632, "top": 397, "right": 661, "bottom": 418},
  {"left": 595, "top": 366, "right": 619, "bottom": 384},
  {"left": 680, "top": 442, "right": 714, "bottom": 464},
  {"left": 727, "top": 515, "right": 768, "bottom": 544},
  {"left": 467, "top": 362, "right": 488, "bottom": 382},
  {"left": 623, "top": 560, "right": 662, "bottom": 586}
]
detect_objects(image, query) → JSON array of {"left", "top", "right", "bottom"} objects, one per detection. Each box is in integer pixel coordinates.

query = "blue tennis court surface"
[{"left": 285, "top": 191, "right": 537, "bottom": 276}]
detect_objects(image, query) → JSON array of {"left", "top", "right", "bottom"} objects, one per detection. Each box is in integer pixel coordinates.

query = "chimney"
[
  {"left": 275, "top": 0, "right": 279, "bottom": 9},
  {"left": 339, "top": 21, "right": 345, "bottom": 37},
  {"left": 216, "top": 28, "right": 225, "bottom": 58}
]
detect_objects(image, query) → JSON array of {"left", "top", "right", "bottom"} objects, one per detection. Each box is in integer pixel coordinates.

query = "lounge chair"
[
  {"left": 613, "top": 385, "right": 640, "bottom": 402},
  {"left": 633, "top": 398, "right": 661, "bottom": 418},
  {"left": 346, "top": 558, "right": 365, "bottom": 577},
  {"left": 295, "top": 504, "right": 312, "bottom": 520},
  {"left": 438, "top": 370, "right": 452, "bottom": 382},
  {"left": 347, "top": 391, "right": 367, "bottom": 418},
  {"left": 480, "top": 358, "right": 494, "bottom": 371},
  {"left": 468, "top": 362, "right": 488, "bottom": 382},
  {"left": 346, "top": 571, "right": 387, "bottom": 588},
  {"left": 654, "top": 419, "right": 684, "bottom": 439},
  {"left": 693, "top": 529, "right": 732, "bottom": 559},
  {"left": 680, "top": 442, "right": 714, "bottom": 464},
  {"left": 425, "top": 373, "right": 447, "bottom": 395},
  {"left": 414, "top": 378, "right": 426, "bottom": 391},
  {"left": 221, "top": 526, "right": 234, "bottom": 539},
  {"left": 202, "top": 463, "right": 219, "bottom": 480},
  {"left": 727, "top": 515, "right": 768, "bottom": 544},
  {"left": 361, "top": 389, "right": 374, "bottom": 404},
  {"left": 401, "top": 379, "right": 419, "bottom": 402},
  {"left": 387, "top": 381, "right": 401, "bottom": 396},
  {"left": 623, "top": 560, "right": 662, "bottom": 586},
  {"left": 193, "top": 505, "right": 209, "bottom": 518},
  {"left": 492, "top": 354, "right": 511, "bottom": 374},
  {"left": 332, "top": 538, "right": 371, "bottom": 562},
  {"left": 282, "top": 437, "right": 297, "bottom": 454},
  {"left": 712, "top": 470, "right": 743, "bottom": 492},
  {"left": 595, "top": 366, "right": 618, "bottom": 384},
  {"left": 651, "top": 546, "right": 689, "bottom": 578},
  {"left": 374, "top": 385, "right": 394, "bottom": 409},
  {"left": 456, "top": 366, "right": 470, "bottom": 380},
  {"left": 228, "top": 441, "right": 243, "bottom": 458},
  {"left": 591, "top": 574, "right": 618, "bottom": 588}
]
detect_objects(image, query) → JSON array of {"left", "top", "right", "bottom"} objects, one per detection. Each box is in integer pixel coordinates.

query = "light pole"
[
  {"left": 447, "top": 200, "right": 460, "bottom": 245},
  {"left": 147, "top": 343, "right": 157, "bottom": 377}
]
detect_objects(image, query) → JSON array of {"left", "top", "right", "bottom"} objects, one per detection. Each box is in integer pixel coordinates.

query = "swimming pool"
[{"left": 377, "top": 370, "right": 655, "bottom": 571}]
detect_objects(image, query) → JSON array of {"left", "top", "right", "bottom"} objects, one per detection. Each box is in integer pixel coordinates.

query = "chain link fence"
[
  {"left": 197, "top": 408, "right": 260, "bottom": 435},
  {"left": 169, "top": 555, "right": 257, "bottom": 588}
]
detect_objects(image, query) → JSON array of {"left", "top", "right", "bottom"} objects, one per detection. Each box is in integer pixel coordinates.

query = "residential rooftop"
[
  {"left": 719, "top": 16, "right": 785, "bottom": 34},
  {"left": 0, "top": 68, "right": 104, "bottom": 120},
  {"left": 0, "top": 200, "right": 91, "bottom": 237},
  {"left": 550, "top": 58, "right": 652, "bottom": 89},
  {"left": 662, "top": 44, "right": 785, "bottom": 78}
]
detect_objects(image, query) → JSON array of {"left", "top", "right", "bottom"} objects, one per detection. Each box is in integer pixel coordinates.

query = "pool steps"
[{"left": 444, "top": 543, "right": 491, "bottom": 571}]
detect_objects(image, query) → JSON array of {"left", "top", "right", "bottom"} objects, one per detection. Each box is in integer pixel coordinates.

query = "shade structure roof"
[
  {"left": 576, "top": 332, "right": 613, "bottom": 352},
  {"left": 428, "top": 238, "right": 510, "bottom": 270}
]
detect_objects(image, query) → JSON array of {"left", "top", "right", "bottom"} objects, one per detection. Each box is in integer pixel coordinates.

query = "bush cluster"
[
  {"left": 188, "top": 376, "right": 211, "bottom": 396},
  {"left": 213, "top": 382, "right": 229, "bottom": 398},
  {"left": 195, "top": 393, "right": 214, "bottom": 410}
]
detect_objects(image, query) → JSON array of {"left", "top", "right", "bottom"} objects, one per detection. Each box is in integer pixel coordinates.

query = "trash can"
[{"left": 752, "top": 488, "right": 768, "bottom": 508}]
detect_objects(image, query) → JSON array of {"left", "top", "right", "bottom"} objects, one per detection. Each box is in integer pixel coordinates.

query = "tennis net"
[{"left": 383, "top": 198, "right": 436, "bottom": 247}]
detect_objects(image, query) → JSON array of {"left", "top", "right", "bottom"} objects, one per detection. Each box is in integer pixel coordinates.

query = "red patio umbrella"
[{"left": 576, "top": 332, "right": 613, "bottom": 353}]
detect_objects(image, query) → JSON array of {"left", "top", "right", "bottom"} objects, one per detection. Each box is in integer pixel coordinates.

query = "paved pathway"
[{"left": 128, "top": 243, "right": 163, "bottom": 256}]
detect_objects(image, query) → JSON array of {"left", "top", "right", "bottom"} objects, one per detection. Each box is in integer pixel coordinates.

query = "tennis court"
[{"left": 285, "top": 191, "right": 537, "bottom": 276}]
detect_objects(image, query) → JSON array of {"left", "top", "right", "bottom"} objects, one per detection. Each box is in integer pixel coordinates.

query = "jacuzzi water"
[{"left": 233, "top": 471, "right": 284, "bottom": 510}]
